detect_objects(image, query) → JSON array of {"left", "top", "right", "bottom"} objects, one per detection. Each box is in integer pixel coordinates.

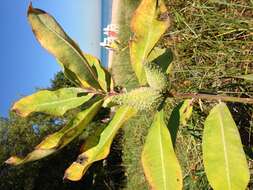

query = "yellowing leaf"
[
  {"left": 179, "top": 99, "right": 193, "bottom": 126},
  {"left": 64, "top": 106, "right": 136, "bottom": 181},
  {"left": 83, "top": 53, "right": 113, "bottom": 92},
  {"left": 5, "top": 100, "right": 103, "bottom": 166},
  {"left": 12, "top": 88, "right": 93, "bottom": 117},
  {"left": 142, "top": 110, "right": 183, "bottom": 190},
  {"left": 203, "top": 103, "right": 250, "bottom": 190},
  {"left": 130, "top": 0, "right": 171, "bottom": 85},
  {"left": 28, "top": 5, "right": 100, "bottom": 90}
]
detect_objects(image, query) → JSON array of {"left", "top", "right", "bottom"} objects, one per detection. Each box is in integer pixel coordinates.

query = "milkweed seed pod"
[
  {"left": 110, "top": 87, "right": 164, "bottom": 111},
  {"left": 144, "top": 62, "right": 170, "bottom": 92}
]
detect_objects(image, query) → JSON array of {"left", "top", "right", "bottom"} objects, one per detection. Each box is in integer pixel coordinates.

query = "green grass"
[
  {"left": 166, "top": 0, "right": 253, "bottom": 94},
  {"left": 111, "top": 0, "right": 253, "bottom": 189}
]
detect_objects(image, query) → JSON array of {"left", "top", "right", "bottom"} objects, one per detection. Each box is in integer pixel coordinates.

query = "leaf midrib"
[
  {"left": 158, "top": 117, "right": 167, "bottom": 190},
  {"left": 25, "top": 96, "right": 90, "bottom": 110},
  {"left": 218, "top": 108, "right": 232, "bottom": 190}
]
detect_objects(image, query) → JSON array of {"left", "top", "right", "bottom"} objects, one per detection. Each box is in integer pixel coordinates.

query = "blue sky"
[{"left": 0, "top": 0, "right": 101, "bottom": 117}]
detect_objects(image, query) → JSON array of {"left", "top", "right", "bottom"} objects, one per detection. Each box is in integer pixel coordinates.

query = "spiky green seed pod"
[
  {"left": 110, "top": 87, "right": 164, "bottom": 111},
  {"left": 144, "top": 62, "right": 170, "bottom": 92}
]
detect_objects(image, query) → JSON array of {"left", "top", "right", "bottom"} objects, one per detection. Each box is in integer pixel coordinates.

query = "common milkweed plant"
[{"left": 6, "top": 1, "right": 253, "bottom": 189}]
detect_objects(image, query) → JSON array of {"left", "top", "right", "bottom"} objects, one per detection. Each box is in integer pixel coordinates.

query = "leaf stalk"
[{"left": 171, "top": 92, "right": 253, "bottom": 104}]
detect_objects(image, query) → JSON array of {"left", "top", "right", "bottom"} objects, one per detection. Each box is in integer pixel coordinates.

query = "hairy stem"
[{"left": 170, "top": 92, "right": 253, "bottom": 104}]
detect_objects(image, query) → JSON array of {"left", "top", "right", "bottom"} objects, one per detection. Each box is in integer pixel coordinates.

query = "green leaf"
[
  {"left": 203, "top": 102, "right": 250, "bottom": 190},
  {"left": 167, "top": 104, "right": 181, "bottom": 147},
  {"left": 64, "top": 106, "right": 136, "bottom": 181},
  {"left": 148, "top": 47, "right": 173, "bottom": 74},
  {"left": 234, "top": 74, "right": 253, "bottom": 82},
  {"left": 28, "top": 5, "right": 101, "bottom": 90},
  {"left": 167, "top": 100, "right": 193, "bottom": 146},
  {"left": 12, "top": 88, "right": 93, "bottom": 117},
  {"left": 83, "top": 53, "right": 113, "bottom": 92},
  {"left": 142, "top": 110, "right": 183, "bottom": 190},
  {"left": 130, "top": 0, "right": 171, "bottom": 85},
  {"left": 5, "top": 100, "right": 103, "bottom": 166}
]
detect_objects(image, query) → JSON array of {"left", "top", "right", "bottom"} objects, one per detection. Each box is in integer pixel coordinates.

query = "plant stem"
[{"left": 171, "top": 92, "right": 253, "bottom": 104}]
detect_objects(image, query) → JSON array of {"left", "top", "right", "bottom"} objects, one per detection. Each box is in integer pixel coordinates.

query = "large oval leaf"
[
  {"left": 142, "top": 110, "right": 183, "bottom": 190},
  {"left": 64, "top": 106, "right": 136, "bottom": 181},
  {"left": 28, "top": 5, "right": 100, "bottom": 90},
  {"left": 203, "top": 102, "right": 250, "bottom": 190},
  {"left": 5, "top": 100, "right": 103, "bottom": 166},
  {"left": 12, "top": 88, "right": 93, "bottom": 117},
  {"left": 130, "top": 0, "right": 171, "bottom": 84}
]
